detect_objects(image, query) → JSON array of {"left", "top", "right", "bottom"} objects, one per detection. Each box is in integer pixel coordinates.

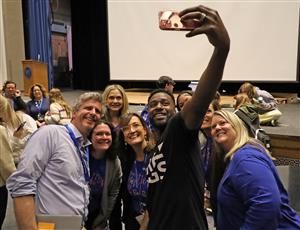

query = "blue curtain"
[{"left": 26, "top": 0, "right": 53, "bottom": 89}]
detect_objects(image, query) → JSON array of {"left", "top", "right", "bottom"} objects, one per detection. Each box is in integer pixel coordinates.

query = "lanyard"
[
  {"left": 35, "top": 98, "right": 43, "bottom": 113},
  {"left": 65, "top": 125, "right": 90, "bottom": 182}
]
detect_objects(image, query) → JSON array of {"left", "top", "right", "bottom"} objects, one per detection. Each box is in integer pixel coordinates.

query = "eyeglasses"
[{"left": 121, "top": 122, "right": 142, "bottom": 132}]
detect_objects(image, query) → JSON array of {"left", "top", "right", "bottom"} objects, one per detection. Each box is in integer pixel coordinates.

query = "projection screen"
[{"left": 107, "top": 1, "right": 299, "bottom": 82}]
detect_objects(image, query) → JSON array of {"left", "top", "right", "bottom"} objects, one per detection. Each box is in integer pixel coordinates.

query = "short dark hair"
[
  {"left": 147, "top": 89, "right": 175, "bottom": 104},
  {"left": 89, "top": 120, "right": 117, "bottom": 160},
  {"left": 2, "top": 80, "right": 16, "bottom": 92},
  {"left": 156, "top": 76, "right": 175, "bottom": 89}
]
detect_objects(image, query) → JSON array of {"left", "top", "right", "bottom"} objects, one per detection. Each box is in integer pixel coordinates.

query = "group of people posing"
[{"left": 1, "top": 4, "right": 299, "bottom": 230}]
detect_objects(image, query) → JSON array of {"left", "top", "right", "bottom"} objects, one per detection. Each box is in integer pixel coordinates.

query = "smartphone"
[
  {"left": 159, "top": 11, "right": 199, "bottom": 31},
  {"left": 16, "top": 121, "right": 26, "bottom": 132}
]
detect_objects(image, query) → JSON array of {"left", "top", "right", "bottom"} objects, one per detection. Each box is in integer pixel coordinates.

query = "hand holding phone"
[
  {"left": 159, "top": 11, "right": 200, "bottom": 31},
  {"left": 15, "top": 89, "right": 21, "bottom": 97}
]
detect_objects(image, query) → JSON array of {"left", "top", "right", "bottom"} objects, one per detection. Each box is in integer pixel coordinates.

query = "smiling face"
[
  {"left": 122, "top": 115, "right": 147, "bottom": 147},
  {"left": 72, "top": 99, "right": 102, "bottom": 138},
  {"left": 211, "top": 114, "right": 237, "bottom": 153},
  {"left": 33, "top": 86, "right": 43, "bottom": 100},
  {"left": 91, "top": 123, "right": 112, "bottom": 155},
  {"left": 4, "top": 83, "right": 16, "bottom": 98},
  {"left": 148, "top": 92, "right": 176, "bottom": 130},
  {"left": 106, "top": 89, "right": 123, "bottom": 113}
]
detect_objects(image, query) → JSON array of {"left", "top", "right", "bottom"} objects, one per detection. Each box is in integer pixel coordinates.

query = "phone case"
[{"left": 159, "top": 11, "right": 198, "bottom": 31}]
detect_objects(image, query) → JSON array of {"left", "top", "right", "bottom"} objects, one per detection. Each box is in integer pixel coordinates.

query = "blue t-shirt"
[
  {"left": 217, "top": 144, "right": 300, "bottom": 230},
  {"left": 127, "top": 160, "right": 148, "bottom": 215},
  {"left": 88, "top": 155, "right": 106, "bottom": 215}
]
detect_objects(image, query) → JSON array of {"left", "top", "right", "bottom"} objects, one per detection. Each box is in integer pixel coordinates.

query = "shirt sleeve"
[
  {"left": 6, "top": 126, "right": 54, "bottom": 197},
  {"left": 231, "top": 156, "right": 281, "bottom": 230}
]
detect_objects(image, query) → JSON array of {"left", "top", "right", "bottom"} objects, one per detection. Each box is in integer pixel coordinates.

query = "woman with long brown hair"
[{"left": 119, "top": 113, "right": 155, "bottom": 230}]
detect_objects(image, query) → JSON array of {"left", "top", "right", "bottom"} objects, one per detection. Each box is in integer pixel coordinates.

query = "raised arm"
[{"left": 179, "top": 5, "right": 230, "bottom": 130}]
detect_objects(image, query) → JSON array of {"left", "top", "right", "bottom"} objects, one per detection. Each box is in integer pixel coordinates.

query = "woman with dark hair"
[
  {"left": 85, "top": 120, "right": 122, "bottom": 230},
  {"left": 176, "top": 90, "right": 193, "bottom": 111},
  {"left": 211, "top": 110, "right": 300, "bottom": 229},
  {"left": 26, "top": 83, "right": 50, "bottom": 127},
  {"left": 120, "top": 113, "right": 155, "bottom": 230}
]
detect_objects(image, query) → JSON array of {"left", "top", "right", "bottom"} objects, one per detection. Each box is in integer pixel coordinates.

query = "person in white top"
[
  {"left": 0, "top": 95, "right": 37, "bottom": 165},
  {"left": 45, "top": 88, "right": 72, "bottom": 125}
]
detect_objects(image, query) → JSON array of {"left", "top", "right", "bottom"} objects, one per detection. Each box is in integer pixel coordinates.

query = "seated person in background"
[
  {"left": 176, "top": 90, "right": 193, "bottom": 111},
  {"left": 233, "top": 93, "right": 260, "bottom": 131},
  {"left": 238, "top": 82, "right": 282, "bottom": 126},
  {"left": 0, "top": 95, "right": 37, "bottom": 165},
  {"left": 26, "top": 83, "right": 50, "bottom": 128},
  {"left": 233, "top": 92, "right": 252, "bottom": 109},
  {"left": 7, "top": 92, "right": 103, "bottom": 230},
  {"left": 45, "top": 88, "right": 72, "bottom": 125},
  {"left": 2, "top": 80, "right": 27, "bottom": 112},
  {"left": 211, "top": 110, "right": 300, "bottom": 229},
  {"left": 141, "top": 76, "right": 175, "bottom": 130},
  {"left": 85, "top": 120, "right": 122, "bottom": 230}
]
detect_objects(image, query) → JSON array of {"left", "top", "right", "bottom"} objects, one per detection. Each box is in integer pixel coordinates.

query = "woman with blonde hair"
[
  {"left": 0, "top": 124, "right": 16, "bottom": 228},
  {"left": 102, "top": 84, "right": 129, "bottom": 230},
  {"left": 0, "top": 95, "right": 37, "bottom": 165},
  {"left": 45, "top": 88, "right": 72, "bottom": 125},
  {"left": 211, "top": 109, "right": 300, "bottom": 229},
  {"left": 26, "top": 83, "right": 50, "bottom": 127},
  {"left": 102, "top": 84, "right": 129, "bottom": 128}
]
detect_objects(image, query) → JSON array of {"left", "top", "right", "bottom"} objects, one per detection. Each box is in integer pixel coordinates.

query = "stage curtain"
[
  {"left": 23, "top": 0, "right": 53, "bottom": 89},
  {"left": 71, "top": 0, "right": 109, "bottom": 90}
]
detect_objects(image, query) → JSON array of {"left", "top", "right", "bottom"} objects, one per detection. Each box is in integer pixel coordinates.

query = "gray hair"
[{"left": 73, "top": 92, "right": 103, "bottom": 112}]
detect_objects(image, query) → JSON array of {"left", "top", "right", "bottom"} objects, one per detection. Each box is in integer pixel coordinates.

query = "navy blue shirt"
[
  {"left": 88, "top": 155, "right": 106, "bottom": 216},
  {"left": 127, "top": 160, "right": 148, "bottom": 215}
]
